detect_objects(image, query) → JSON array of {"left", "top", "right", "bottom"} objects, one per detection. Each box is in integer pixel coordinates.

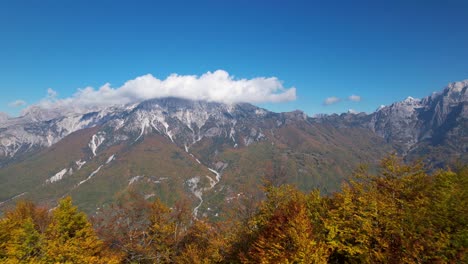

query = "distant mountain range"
[
  {"left": 0, "top": 80, "right": 466, "bottom": 216},
  {"left": 317, "top": 80, "right": 467, "bottom": 167}
]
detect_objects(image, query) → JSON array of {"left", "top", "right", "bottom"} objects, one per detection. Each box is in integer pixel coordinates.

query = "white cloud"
[
  {"left": 348, "top": 94, "right": 361, "bottom": 102},
  {"left": 33, "top": 70, "right": 296, "bottom": 111},
  {"left": 8, "top": 100, "right": 27, "bottom": 107},
  {"left": 324, "top": 96, "right": 340, "bottom": 105}
]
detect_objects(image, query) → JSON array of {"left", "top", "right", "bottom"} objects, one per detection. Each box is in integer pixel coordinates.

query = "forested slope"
[{"left": 0, "top": 156, "right": 466, "bottom": 263}]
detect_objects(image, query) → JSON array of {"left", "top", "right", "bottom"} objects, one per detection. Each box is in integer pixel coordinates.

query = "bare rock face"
[
  {"left": 0, "top": 80, "right": 466, "bottom": 167},
  {"left": 315, "top": 80, "right": 467, "bottom": 166},
  {"left": 369, "top": 80, "right": 467, "bottom": 153},
  {"left": 0, "top": 108, "right": 120, "bottom": 158},
  {"left": 0, "top": 97, "right": 279, "bottom": 160},
  {"left": 0, "top": 80, "right": 465, "bottom": 215},
  {"left": 370, "top": 96, "right": 424, "bottom": 150}
]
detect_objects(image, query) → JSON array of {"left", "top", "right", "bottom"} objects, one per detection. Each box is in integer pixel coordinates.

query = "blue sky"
[{"left": 1, "top": 0, "right": 467, "bottom": 116}]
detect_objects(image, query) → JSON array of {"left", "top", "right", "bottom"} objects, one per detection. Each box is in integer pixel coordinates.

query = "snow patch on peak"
[
  {"left": 106, "top": 154, "right": 115, "bottom": 164},
  {"left": 154, "top": 115, "right": 174, "bottom": 142},
  {"left": 166, "top": 130, "right": 174, "bottom": 142},
  {"left": 125, "top": 102, "right": 139, "bottom": 111},
  {"left": 447, "top": 80, "right": 468, "bottom": 92},
  {"left": 129, "top": 175, "right": 144, "bottom": 185},
  {"left": 88, "top": 132, "right": 105, "bottom": 156},
  {"left": 135, "top": 117, "right": 150, "bottom": 142},
  {"left": 404, "top": 96, "right": 420, "bottom": 103},
  {"left": 174, "top": 109, "right": 209, "bottom": 130},
  {"left": 75, "top": 160, "right": 86, "bottom": 170},
  {"left": 77, "top": 165, "right": 103, "bottom": 186},
  {"left": 377, "top": 105, "right": 386, "bottom": 111},
  {"left": 46, "top": 168, "right": 69, "bottom": 184},
  {"left": 255, "top": 109, "right": 267, "bottom": 116},
  {"left": 229, "top": 129, "right": 236, "bottom": 143}
]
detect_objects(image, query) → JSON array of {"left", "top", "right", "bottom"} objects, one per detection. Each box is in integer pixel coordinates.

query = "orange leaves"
[
  {"left": 239, "top": 185, "right": 329, "bottom": 263},
  {"left": 174, "top": 220, "right": 224, "bottom": 263},
  {"left": 0, "top": 197, "right": 119, "bottom": 264},
  {"left": 0, "top": 156, "right": 466, "bottom": 263}
]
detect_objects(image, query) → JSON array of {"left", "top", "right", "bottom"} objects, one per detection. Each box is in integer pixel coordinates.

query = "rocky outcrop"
[
  {"left": 0, "top": 80, "right": 466, "bottom": 167},
  {"left": 369, "top": 80, "right": 467, "bottom": 152}
]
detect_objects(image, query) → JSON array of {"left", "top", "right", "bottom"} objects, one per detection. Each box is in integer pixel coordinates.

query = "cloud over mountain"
[
  {"left": 32, "top": 70, "right": 296, "bottom": 112},
  {"left": 348, "top": 95, "right": 361, "bottom": 102},
  {"left": 324, "top": 96, "right": 341, "bottom": 105},
  {"left": 323, "top": 94, "right": 362, "bottom": 106},
  {"left": 8, "top": 100, "right": 26, "bottom": 107}
]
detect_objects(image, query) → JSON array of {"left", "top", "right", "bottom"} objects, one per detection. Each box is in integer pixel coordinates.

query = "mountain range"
[{"left": 0, "top": 80, "right": 466, "bottom": 217}]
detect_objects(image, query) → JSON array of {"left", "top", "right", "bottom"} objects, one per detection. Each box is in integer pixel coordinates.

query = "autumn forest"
[{"left": 0, "top": 156, "right": 466, "bottom": 263}]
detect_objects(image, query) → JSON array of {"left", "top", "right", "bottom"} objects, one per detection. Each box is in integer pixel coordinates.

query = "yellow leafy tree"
[
  {"left": 174, "top": 220, "right": 224, "bottom": 264},
  {"left": 94, "top": 193, "right": 181, "bottom": 263},
  {"left": 1, "top": 217, "right": 42, "bottom": 264},
  {"left": 0, "top": 200, "right": 49, "bottom": 263},
  {"left": 41, "top": 196, "right": 119, "bottom": 264},
  {"left": 145, "top": 199, "right": 177, "bottom": 263},
  {"left": 325, "top": 155, "right": 466, "bottom": 263},
  {"left": 241, "top": 185, "right": 329, "bottom": 263},
  {"left": 426, "top": 167, "right": 468, "bottom": 262}
]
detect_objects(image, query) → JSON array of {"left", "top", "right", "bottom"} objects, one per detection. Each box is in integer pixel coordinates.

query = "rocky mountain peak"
[
  {"left": 446, "top": 79, "right": 468, "bottom": 93},
  {"left": 1, "top": 80, "right": 467, "bottom": 165},
  {"left": 20, "top": 105, "right": 66, "bottom": 122},
  {"left": 390, "top": 96, "right": 422, "bottom": 110},
  {"left": 376, "top": 105, "right": 386, "bottom": 111},
  {"left": 442, "top": 80, "right": 468, "bottom": 104},
  {"left": 366, "top": 80, "right": 468, "bottom": 154},
  {"left": 0, "top": 81, "right": 466, "bottom": 214},
  {"left": 282, "top": 110, "right": 307, "bottom": 121},
  {"left": 403, "top": 96, "right": 420, "bottom": 103}
]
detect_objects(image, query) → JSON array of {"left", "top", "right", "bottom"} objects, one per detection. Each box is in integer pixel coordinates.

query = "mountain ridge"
[
  {"left": 0, "top": 80, "right": 466, "bottom": 215},
  {"left": 1, "top": 80, "right": 466, "bottom": 160}
]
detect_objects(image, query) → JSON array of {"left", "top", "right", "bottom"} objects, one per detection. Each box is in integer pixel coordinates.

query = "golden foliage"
[{"left": 0, "top": 155, "right": 466, "bottom": 263}]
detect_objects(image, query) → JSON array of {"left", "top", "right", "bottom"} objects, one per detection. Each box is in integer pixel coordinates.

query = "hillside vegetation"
[{"left": 0, "top": 155, "right": 466, "bottom": 263}]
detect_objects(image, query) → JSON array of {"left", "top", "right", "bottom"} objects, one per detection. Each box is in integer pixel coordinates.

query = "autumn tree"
[
  {"left": 425, "top": 166, "right": 468, "bottom": 262},
  {"left": 42, "top": 197, "right": 118, "bottom": 264},
  {"left": 239, "top": 185, "right": 329, "bottom": 263},
  {"left": 0, "top": 200, "right": 50, "bottom": 263},
  {"left": 326, "top": 155, "right": 467, "bottom": 263},
  {"left": 175, "top": 220, "right": 224, "bottom": 264},
  {"left": 93, "top": 192, "right": 194, "bottom": 263},
  {"left": 1, "top": 155, "right": 465, "bottom": 263}
]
